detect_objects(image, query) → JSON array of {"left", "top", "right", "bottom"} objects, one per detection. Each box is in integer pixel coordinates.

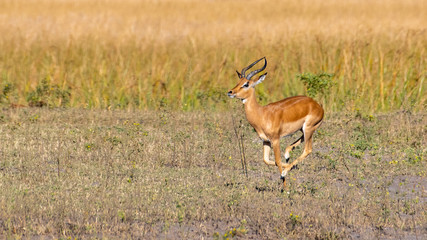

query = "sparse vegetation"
[{"left": 0, "top": 108, "right": 425, "bottom": 239}]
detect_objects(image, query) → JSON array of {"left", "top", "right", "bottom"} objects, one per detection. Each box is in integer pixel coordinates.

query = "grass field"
[
  {"left": 0, "top": 108, "right": 425, "bottom": 239},
  {"left": 0, "top": 0, "right": 426, "bottom": 239},
  {"left": 0, "top": 0, "right": 426, "bottom": 112}
]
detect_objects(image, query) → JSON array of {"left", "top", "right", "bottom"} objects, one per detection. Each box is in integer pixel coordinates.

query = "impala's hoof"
[{"left": 281, "top": 170, "right": 288, "bottom": 179}]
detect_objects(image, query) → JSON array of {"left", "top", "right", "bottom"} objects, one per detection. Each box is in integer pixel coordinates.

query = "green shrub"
[
  {"left": 0, "top": 82, "right": 14, "bottom": 104},
  {"left": 297, "top": 72, "right": 334, "bottom": 98},
  {"left": 26, "top": 79, "right": 71, "bottom": 107}
]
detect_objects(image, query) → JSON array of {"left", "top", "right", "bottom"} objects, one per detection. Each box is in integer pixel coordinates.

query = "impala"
[{"left": 227, "top": 57, "right": 324, "bottom": 187}]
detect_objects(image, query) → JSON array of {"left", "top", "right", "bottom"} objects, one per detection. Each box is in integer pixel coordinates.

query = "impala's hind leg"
[
  {"left": 282, "top": 120, "right": 323, "bottom": 176},
  {"left": 284, "top": 131, "right": 304, "bottom": 163}
]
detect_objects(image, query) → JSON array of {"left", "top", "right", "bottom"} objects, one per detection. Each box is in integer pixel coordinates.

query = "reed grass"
[{"left": 0, "top": 0, "right": 425, "bottom": 112}]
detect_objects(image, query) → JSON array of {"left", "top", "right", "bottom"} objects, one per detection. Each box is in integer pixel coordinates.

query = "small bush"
[
  {"left": 0, "top": 82, "right": 14, "bottom": 104},
  {"left": 297, "top": 72, "right": 334, "bottom": 98},
  {"left": 26, "top": 79, "right": 71, "bottom": 107}
]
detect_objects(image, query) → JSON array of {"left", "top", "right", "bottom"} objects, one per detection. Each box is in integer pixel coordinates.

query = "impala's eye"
[{"left": 242, "top": 82, "right": 249, "bottom": 88}]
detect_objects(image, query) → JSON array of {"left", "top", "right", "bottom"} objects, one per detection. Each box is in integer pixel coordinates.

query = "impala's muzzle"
[{"left": 227, "top": 90, "right": 235, "bottom": 98}]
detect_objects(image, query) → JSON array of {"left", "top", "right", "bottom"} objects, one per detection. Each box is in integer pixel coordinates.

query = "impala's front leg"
[
  {"left": 263, "top": 141, "right": 276, "bottom": 166},
  {"left": 272, "top": 139, "right": 287, "bottom": 187}
]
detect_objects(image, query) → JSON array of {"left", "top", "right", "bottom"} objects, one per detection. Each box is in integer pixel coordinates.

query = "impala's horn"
[
  {"left": 241, "top": 57, "right": 266, "bottom": 79},
  {"left": 247, "top": 57, "right": 267, "bottom": 80}
]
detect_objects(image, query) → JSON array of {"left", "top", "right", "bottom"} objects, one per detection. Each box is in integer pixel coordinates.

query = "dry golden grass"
[
  {"left": 1, "top": 0, "right": 425, "bottom": 41},
  {"left": 0, "top": 0, "right": 425, "bottom": 111}
]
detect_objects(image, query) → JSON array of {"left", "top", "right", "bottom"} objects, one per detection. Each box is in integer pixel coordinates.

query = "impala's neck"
[{"left": 243, "top": 90, "right": 263, "bottom": 127}]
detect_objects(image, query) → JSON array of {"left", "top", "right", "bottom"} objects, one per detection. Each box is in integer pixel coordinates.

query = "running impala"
[{"left": 227, "top": 57, "right": 324, "bottom": 187}]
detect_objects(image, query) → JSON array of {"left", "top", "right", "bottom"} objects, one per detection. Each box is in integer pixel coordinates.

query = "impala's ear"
[
  {"left": 236, "top": 70, "right": 242, "bottom": 78},
  {"left": 252, "top": 73, "right": 267, "bottom": 87}
]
